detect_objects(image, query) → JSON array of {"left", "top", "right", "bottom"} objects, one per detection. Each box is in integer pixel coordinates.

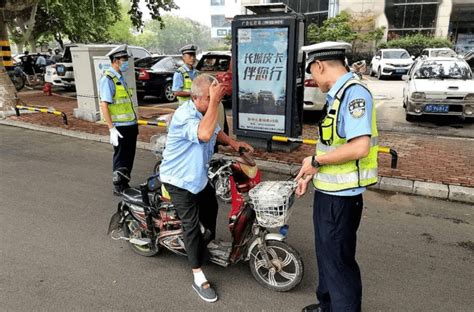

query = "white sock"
[{"left": 193, "top": 270, "right": 208, "bottom": 286}]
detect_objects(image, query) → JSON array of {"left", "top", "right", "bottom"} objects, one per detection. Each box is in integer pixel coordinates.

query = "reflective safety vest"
[
  {"left": 104, "top": 70, "right": 137, "bottom": 124},
  {"left": 176, "top": 66, "right": 195, "bottom": 105},
  {"left": 313, "top": 79, "right": 379, "bottom": 192}
]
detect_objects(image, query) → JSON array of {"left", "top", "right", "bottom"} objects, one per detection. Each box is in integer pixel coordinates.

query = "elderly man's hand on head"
[{"left": 209, "top": 80, "right": 226, "bottom": 104}]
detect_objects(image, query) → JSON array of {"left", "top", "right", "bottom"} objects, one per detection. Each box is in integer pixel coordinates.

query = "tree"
[
  {"left": 307, "top": 11, "right": 356, "bottom": 44},
  {"left": 350, "top": 12, "right": 386, "bottom": 55},
  {"left": 134, "top": 15, "right": 214, "bottom": 54},
  {"left": 1, "top": 0, "right": 39, "bottom": 113}
]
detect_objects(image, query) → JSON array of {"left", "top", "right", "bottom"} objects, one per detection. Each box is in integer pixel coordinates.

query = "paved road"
[{"left": 1, "top": 125, "right": 473, "bottom": 311}]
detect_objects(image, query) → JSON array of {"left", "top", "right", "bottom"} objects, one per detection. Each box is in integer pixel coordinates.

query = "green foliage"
[
  {"left": 108, "top": 0, "right": 135, "bottom": 44},
  {"left": 378, "top": 34, "right": 453, "bottom": 56},
  {"left": 307, "top": 11, "right": 356, "bottom": 44},
  {"left": 134, "top": 15, "right": 213, "bottom": 54},
  {"left": 30, "top": 0, "right": 121, "bottom": 44},
  {"left": 128, "top": 0, "right": 177, "bottom": 29}
]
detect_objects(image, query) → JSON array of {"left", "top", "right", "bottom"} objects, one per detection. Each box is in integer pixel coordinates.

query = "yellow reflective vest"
[
  {"left": 313, "top": 79, "right": 379, "bottom": 192},
  {"left": 176, "top": 66, "right": 194, "bottom": 105},
  {"left": 103, "top": 70, "right": 136, "bottom": 124}
]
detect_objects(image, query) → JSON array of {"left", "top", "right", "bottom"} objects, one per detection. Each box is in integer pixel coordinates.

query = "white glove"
[{"left": 109, "top": 127, "right": 123, "bottom": 147}]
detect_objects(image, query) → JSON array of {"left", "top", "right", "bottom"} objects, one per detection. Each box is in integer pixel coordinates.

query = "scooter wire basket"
[
  {"left": 249, "top": 181, "right": 297, "bottom": 228},
  {"left": 150, "top": 134, "right": 167, "bottom": 157}
]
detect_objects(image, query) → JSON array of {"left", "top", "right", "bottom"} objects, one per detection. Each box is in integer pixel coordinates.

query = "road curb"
[{"left": 1, "top": 118, "right": 473, "bottom": 205}]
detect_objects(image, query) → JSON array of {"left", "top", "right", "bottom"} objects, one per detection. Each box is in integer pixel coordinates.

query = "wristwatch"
[{"left": 311, "top": 155, "right": 321, "bottom": 168}]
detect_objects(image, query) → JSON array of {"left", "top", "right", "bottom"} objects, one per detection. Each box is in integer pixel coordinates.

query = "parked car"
[
  {"left": 196, "top": 51, "right": 232, "bottom": 106},
  {"left": 420, "top": 48, "right": 457, "bottom": 58},
  {"left": 370, "top": 48, "right": 414, "bottom": 79},
  {"left": 402, "top": 56, "right": 474, "bottom": 121},
  {"left": 303, "top": 71, "right": 326, "bottom": 111},
  {"left": 50, "top": 44, "right": 78, "bottom": 90},
  {"left": 51, "top": 44, "right": 151, "bottom": 91},
  {"left": 135, "top": 55, "right": 183, "bottom": 102},
  {"left": 44, "top": 65, "right": 64, "bottom": 88}
]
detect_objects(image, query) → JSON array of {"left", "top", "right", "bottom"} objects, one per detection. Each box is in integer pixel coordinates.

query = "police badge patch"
[{"left": 348, "top": 99, "right": 366, "bottom": 118}]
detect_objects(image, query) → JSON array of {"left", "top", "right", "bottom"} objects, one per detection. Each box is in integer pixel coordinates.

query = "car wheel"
[
  {"left": 370, "top": 65, "right": 375, "bottom": 77},
  {"left": 162, "top": 82, "right": 176, "bottom": 102},
  {"left": 377, "top": 67, "right": 383, "bottom": 80}
]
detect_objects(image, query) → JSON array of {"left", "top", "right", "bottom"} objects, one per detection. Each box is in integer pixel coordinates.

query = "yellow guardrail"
[
  {"left": 272, "top": 135, "right": 398, "bottom": 169},
  {"left": 137, "top": 120, "right": 167, "bottom": 127},
  {"left": 15, "top": 105, "right": 68, "bottom": 125}
]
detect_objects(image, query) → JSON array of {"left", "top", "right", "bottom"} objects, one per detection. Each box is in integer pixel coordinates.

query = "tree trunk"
[
  {"left": 16, "top": 42, "right": 24, "bottom": 54},
  {"left": 0, "top": 9, "right": 19, "bottom": 114}
]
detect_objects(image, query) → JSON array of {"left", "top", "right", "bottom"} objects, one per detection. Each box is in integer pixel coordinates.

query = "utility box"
[
  {"left": 71, "top": 45, "right": 136, "bottom": 122},
  {"left": 231, "top": 3, "right": 306, "bottom": 151}
]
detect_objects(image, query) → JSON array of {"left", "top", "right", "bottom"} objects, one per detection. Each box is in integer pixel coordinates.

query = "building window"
[
  {"left": 211, "top": 15, "right": 229, "bottom": 28},
  {"left": 269, "top": 0, "right": 329, "bottom": 14},
  {"left": 385, "top": 0, "right": 439, "bottom": 39},
  {"left": 211, "top": 0, "right": 225, "bottom": 6}
]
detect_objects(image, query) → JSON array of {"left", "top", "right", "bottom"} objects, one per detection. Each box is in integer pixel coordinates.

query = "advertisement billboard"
[{"left": 237, "top": 27, "right": 289, "bottom": 134}]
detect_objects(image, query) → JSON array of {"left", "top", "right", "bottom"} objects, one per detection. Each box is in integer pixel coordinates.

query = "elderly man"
[
  {"left": 296, "top": 42, "right": 378, "bottom": 312},
  {"left": 160, "top": 74, "right": 253, "bottom": 303}
]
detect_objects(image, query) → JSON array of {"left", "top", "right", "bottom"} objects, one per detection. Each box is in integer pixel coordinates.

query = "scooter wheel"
[
  {"left": 249, "top": 240, "right": 304, "bottom": 292},
  {"left": 123, "top": 215, "right": 159, "bottom": 257}
]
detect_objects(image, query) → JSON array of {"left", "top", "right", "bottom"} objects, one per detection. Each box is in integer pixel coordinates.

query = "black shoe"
[{"left": 302, "top": 304, "right": 328, "bottom": 312}]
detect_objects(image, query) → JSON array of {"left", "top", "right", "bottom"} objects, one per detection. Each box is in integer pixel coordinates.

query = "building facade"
[
  {"left": 234, "top": 0, "right": 474, "bottom": 52},
  {"left": 210, "top": 0, "right": 242, "bottom": 38}
]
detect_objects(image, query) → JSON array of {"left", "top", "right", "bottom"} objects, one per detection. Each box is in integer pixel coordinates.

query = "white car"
[
  {"left": 370, "top": 49, "right": 414, "bottom": 79},
  {"left": 420, "top": 48, "right": 457, "bottom": 58},
  {"left": 303, "top": 72, "right": 326, "bottom": 111},
  {"left": 402, "top": 56, "right": 474, "bottom": 121},
  {"left": 44, "top": 65, "right": 65, "bottom": 88},
  {"left": 54, "top": 44, "right": 151, "bottom": 91}
]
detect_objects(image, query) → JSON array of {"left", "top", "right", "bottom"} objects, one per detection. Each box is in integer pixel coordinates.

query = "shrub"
[{"left": 378, "top": 34, "right": 453, "bottom": 57}]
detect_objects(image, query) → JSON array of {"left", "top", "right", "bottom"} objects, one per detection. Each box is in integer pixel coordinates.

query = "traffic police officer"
[
  {"left": 295, "top": 42, "right": 378, "bottom": 312},
  {"left": 173, "top": 44, "right": 199, "bottom": 105},
  {"left": 99, "top": 45, "right": 138, "bottom": 195}
]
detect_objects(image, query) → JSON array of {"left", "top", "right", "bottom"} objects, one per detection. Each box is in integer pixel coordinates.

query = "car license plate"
[
  {"left": 395, "top": 69, "right": 405, "bottom": 73},
  {"left": 424, "top": 104, "right": 449, "bottom": 113}
]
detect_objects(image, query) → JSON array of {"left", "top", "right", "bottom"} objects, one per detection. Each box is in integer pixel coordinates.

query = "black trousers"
[
  {"left": 313, "top": 190, "right": 363, "bottom": 312},
  {"left": 112, "top": 124, "right": 138, "bottom": 185},
  {"left": 164, "top": 182, "right": 219, "bottom": 269}
]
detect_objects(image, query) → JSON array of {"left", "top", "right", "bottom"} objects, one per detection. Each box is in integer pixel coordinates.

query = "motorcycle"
[
  {"left": 107, "top": 149, "right": 304, "bottom": 292},
  {"left": 351, "top": 60, "right": 367, "bottom": 79},
  {"left": 151, "top": 133, "right": 232, "bottom": 203}
]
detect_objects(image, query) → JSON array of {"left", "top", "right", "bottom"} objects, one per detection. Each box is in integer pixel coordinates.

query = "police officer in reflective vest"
[
  {"left": 99, "top": 45, "right": 138, "bottom": 196},
  {"left": 295, "top": 42, "right": 378, "bottom": 312},
  {"left": 173, "top": 44, "right": 199, "bottom": 105}
]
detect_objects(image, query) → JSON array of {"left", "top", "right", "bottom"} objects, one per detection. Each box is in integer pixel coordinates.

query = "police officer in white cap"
[
  {"left": 295, "top": 42, "right": 379, "bottom": 312},
  {"left": 99, "top": 44, "right": 138, "bottom": 195},
  {"left": 173, "top": 44, "right": 199, "bottom": 105}
]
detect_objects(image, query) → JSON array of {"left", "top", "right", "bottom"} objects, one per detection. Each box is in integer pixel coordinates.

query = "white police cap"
[
  {"left": 302, "top": 41, "right": 351, "bottom": 73},
  {"left": 106, "top": 44, "right": 130, "bottom": 61},
  {"left": 179, "top": 44, "right": 198, "bottom": 55}
]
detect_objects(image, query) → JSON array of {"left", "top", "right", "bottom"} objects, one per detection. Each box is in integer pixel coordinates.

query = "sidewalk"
[{"left": 3, "top": 91, "right": 474, "bottom": 204}]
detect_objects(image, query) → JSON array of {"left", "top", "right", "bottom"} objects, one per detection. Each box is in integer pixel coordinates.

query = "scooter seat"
[{"left": 122, "top": 188, "right": 146, "bottom": 206}]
